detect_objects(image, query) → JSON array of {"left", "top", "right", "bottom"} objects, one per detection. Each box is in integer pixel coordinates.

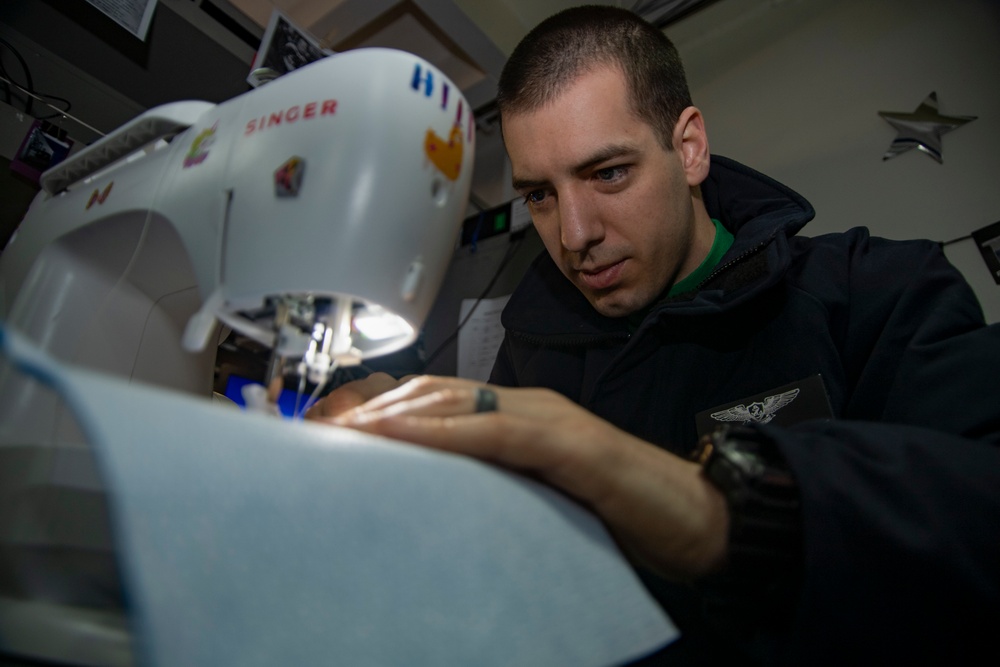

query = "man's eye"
[
  {"left": 596, "top": 166, "right": 627, "bottom": 182},
  {"left": 525, "top": 190, "right": 547, "bottom": 205}
]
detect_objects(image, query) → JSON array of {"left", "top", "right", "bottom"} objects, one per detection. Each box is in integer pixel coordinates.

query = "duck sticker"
[{"left": 424, "top": 124, "right": 463, "bottom": 181}]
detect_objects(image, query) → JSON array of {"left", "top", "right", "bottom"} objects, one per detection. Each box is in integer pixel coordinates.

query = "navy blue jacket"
[{"left": 490, "top": 156, "right": 1000, "bottom": 664}]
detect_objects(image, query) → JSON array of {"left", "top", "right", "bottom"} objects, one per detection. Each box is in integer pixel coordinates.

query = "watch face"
[
  {"left": 722, "top": 441, "right": 766, "bottom": 477},
  {"left": 702, "top": 426, "right": 791, "bottom": 498}
]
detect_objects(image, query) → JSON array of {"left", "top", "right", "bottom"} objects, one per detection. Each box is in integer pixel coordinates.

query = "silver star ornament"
[{"left": 878, "top": 92, "right": 977, "bottom": 163}]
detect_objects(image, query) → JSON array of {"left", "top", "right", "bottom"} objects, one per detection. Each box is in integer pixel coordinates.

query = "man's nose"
[{"left": 559, "top": 192, "right": 604, "bottom": 252}]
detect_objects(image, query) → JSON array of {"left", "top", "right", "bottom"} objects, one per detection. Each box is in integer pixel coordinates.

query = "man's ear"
[{"left": 673, "top": 106, "right": 710, "bottom": 187}]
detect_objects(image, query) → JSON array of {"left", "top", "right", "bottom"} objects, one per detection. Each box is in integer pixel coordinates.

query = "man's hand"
[
  {"left": 304, "top": 372, "right": 415, "bottom": 420},
  {"left": 324, "top": 375, "right": 730, "bottom": 581}
]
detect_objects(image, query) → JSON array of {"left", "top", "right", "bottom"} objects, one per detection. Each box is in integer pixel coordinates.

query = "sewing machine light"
[{"left": 354, "top": 305, "right": 413, "bottom": 342}]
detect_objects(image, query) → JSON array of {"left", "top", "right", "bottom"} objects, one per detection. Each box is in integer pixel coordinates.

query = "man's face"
[{"left": 503, "top": 66, "right": 711, "bottom": 318}]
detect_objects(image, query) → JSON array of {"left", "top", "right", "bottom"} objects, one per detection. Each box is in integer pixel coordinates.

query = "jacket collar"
[{"left": 702, "top": 155, "right": 814, "bottom": 255}]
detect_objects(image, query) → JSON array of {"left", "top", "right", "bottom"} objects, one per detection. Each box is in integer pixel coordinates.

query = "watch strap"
[{"left": 693, "top": 425, "right": 803, "bottom": 573}]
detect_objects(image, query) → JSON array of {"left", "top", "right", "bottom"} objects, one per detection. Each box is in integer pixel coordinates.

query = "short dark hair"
[{"left": 497, "top": 5, "right": 692, "bottom": 150}]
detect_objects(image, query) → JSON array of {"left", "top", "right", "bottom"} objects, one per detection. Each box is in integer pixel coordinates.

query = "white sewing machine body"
[
  {"left": 1, "top": 46, "right": 475, "bottom": 384},
  {"left": 0, "top": 48, "right": 473, "bottom": 664}
]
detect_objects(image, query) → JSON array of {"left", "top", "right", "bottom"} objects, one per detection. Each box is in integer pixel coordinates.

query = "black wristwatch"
[{"left": 691, "top": 425, "right": 802, "bottom": 573}]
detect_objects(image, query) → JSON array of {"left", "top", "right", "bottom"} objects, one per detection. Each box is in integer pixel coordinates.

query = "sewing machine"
[{"left": 0, "top": 48, "right": 474, "bottom": 665}]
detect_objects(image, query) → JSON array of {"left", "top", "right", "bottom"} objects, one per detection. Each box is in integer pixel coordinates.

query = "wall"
[
  {"left": 667, "top": 0, "right": 1000, "bottom": 321},
  {"left": 427, "top": 0, "right": 1000, "bottom": 377}
]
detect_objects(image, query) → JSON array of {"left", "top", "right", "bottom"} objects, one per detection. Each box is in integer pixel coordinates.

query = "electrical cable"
[
  {"left": 33, "top": 95, "right": 72, "bottom": 120},
  {"left": 939, "top": 234, "right": 973, "bottom": 248},
  {"left": 0, "top": 38, "right": 77, "bottom": 124},
  {"left": 422, "top": 234, "right": 525, "bottom": 371},
  {"left": 0, "top": 36, "right": 34, "bottom": 115},
  {"left": 0, "top": 73, "right": 73, "bottom": 119},
  {"left": 0, "top": 73, "right": 102, "bottom": 139}
]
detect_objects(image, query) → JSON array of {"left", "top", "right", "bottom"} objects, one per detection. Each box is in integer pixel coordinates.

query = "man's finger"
[
  {"left": 305, "top": 372, "right": 409, "bottom": 420},
  {"left": 338, "top": 411, "right": 559, "bottom": 472}
]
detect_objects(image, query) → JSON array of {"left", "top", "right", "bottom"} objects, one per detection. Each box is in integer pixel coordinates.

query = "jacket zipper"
[{"left": 695, "top": 240, "right": 770, "bottom": 291}]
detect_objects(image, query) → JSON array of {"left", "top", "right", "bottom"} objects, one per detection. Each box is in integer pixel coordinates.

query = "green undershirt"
[
  {"left": 627, "top": 218, "right": 733, "bottom": 331},
  {"left": 666, "top": 217, "right": 733, "bottom": 298}
]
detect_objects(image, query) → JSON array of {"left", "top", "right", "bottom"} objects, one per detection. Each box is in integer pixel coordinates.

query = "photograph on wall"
[
  {"left": 972, "top": 220, "right": 1000, "bottom": 285},
  {"left": 10, "top": 120, "right": 74, "bottom": 186},
  {"left": 247, "top": 11, "right": 332, "bottom": 88},
  {"left": 85, "top": 0, "right": 158, "bottom": 40}
]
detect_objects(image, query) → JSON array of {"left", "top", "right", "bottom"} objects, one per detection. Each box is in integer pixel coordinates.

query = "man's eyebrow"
[
  {"left": 511, "top": 143, "right": 640, "bottom": 192},
  {"left": 511, "top": 175, "right": 549, "bottom": 192},
  {"left": 572, "top": 144, "right": 640, "bottom": 175}
]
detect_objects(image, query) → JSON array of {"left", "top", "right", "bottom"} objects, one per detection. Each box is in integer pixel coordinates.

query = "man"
[{"left": 311, "top": 6, "right": 1000, "bottom": 664}]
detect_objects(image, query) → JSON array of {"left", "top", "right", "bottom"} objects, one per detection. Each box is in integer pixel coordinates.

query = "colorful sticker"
[
  {"left": 424, "top": 125, "right": 463, "bottom": 181},
  {"left": 411, "top": 63, "right": 434, "bottom": 97},
  {"left": 183, "top": 123, "right": 218, "bottom": 168},
  {"left": 274, "top": 157, "right": 305, "bottom": 197},
  {"left": 86, "top": 182, "right": 113, "bottom": 209},
  {"left": 410, "top": 62, "right": 474, "bottom": 143}
]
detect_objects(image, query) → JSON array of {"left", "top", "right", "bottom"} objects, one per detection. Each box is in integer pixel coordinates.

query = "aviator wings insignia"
[{"left": 710, "top": 388, "right": 801, "bottom": 425}]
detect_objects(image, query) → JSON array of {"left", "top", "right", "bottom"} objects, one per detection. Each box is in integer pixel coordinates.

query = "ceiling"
[
  {"left": 209, "top": 0, "right": 715, "bottom": 110},
  {"left": 0, "top": 0, "right": 716, "bottom": 146}
]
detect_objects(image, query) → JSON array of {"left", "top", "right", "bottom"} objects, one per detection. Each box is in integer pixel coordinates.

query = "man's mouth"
[{"left": 578, "top": 260, "right": 626, "bottom": 291}]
